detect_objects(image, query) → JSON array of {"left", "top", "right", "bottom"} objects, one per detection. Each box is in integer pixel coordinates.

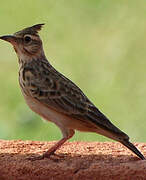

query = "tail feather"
[
  {"left": 84, "top": 105, "right": 145, "bottom": 160},
  {"left": 121, "top": 140, "right": 145, "bottom": 160}
]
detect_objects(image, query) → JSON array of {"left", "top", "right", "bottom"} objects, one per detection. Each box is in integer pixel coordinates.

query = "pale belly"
[
  {"left": 22, "top": 92, "right": 97, "bottom": 133},
  {"left": 23, "top": 93, "right": 69, "bottom": 128}
]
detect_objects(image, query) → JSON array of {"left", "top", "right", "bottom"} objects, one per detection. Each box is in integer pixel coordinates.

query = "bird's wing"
[
  {"left": 22, "top": 59, "right": 126, "bottom": 136},
  {"left": 23, "top": 60, "right": 91, "bottom": 115}
]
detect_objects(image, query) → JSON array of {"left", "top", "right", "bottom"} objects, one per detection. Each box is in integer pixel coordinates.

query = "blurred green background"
[{"left": 0, "top": 0, "right": 146, "bottom": 143}]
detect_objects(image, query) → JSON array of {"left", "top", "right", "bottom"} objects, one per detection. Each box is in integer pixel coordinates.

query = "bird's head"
[{"left": 0, "top": 24, "right": 45, "bottom": 62}]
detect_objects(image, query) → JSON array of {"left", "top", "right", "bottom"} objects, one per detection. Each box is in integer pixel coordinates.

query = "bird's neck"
[{"left": 18, "top": 51, "right": 47, "bottom": 66}]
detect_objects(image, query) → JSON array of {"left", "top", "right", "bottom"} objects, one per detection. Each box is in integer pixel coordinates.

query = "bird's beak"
[{"left": 0, "top": 35, "right": 17, "bottom": 44}]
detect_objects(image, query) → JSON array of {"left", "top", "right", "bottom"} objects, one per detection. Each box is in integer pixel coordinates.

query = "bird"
[{"left": 0, "top": 24, "right": 145, "bottom": 160}]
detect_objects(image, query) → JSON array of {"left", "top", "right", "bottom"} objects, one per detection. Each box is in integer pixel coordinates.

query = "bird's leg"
[
  {"left": 43, "top": 129, "right": 75, "bottom": 158},
  {"left": 28, "top": 129, "right": 75, "bottom": 161}
]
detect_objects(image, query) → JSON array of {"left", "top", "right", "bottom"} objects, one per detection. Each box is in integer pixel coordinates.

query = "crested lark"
[{"left": 0, "top": 24, "right": 145, "bottom": 160}]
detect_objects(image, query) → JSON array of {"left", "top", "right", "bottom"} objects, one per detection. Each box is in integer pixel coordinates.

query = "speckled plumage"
[{"left": 0, "top": 24, "right": 145, "bottom": 160}]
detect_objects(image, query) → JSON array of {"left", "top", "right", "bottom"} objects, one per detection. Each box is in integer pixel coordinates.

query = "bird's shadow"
[
  {"left": 0, "top": 151, "right": 144, "bottom": 179},
  {"left": 0, "top": 151, "right": 141, "bottom": 165}
]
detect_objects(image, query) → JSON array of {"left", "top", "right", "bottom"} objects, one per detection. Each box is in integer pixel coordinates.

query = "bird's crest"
[{"left": 14, "top": 24, "right": 45, "bottom": 37}]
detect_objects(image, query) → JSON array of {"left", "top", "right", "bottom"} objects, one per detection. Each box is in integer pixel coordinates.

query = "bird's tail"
[
  {"left": 103, "top": 129, "right": 145, "bottom": 160},
  {"left": 120, "top": 139, "right": 145, "bottom": 160},
  {"left": 94, "top": 124, "right": 145, "bottom": 160},
  {"left": 87, "top": 106, "right": 145, "bottom": 160}
]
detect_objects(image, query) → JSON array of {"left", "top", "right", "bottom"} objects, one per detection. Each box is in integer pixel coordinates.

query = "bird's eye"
[{"left": 24, "top": 35, "right": 32, "bottom": 44}]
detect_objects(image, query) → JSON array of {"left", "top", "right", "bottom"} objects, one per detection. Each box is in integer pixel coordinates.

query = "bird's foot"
[
  {"left": 27, "top": 152, "right": 65, "bottom": 161},
  {"left": 26, "top": 154, "right": 45, "bottom": 161}
]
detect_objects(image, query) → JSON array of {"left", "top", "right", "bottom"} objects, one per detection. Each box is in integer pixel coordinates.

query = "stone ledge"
[{"left": 0, "top": 140, "right": 145, "bottom": 180}]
